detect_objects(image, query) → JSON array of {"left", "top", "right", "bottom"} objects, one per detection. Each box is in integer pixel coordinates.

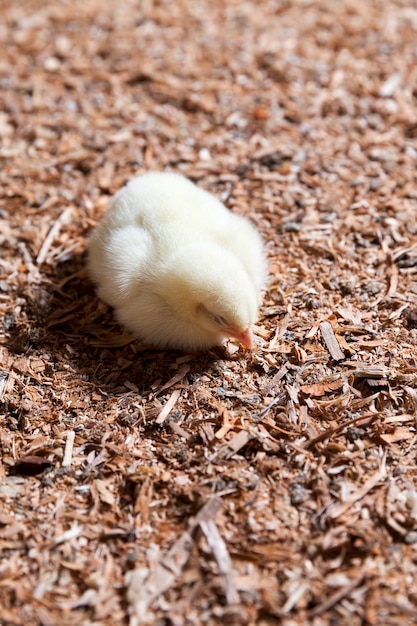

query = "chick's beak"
[{"left": 227, "top": 326, "right": 253, "bottom": 349}]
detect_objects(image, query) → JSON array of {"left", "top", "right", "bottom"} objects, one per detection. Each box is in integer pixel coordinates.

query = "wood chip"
[
  {"left": 12, "top": 455, "right": 53, "bottom": 476},
  {"left": 300, "top": 379, "right": 344, "bottom": 397},
  {"left": 156, "top": 364, "right": 190, "bottom": 395},
  {"left": 36, "top": 206, "right": 73, "bottom": 265},
  {"left": 215, "top": 430, "right": 251, "bottom": 459},
  {"left": 319, "top": 321, "right": 345, "bottom": 361},
  {"left": 199, "top": 519, "right": 239, "bottom": 604},
  {"left": 309, "top": 574, "right": 365, "bottom": 617},
  {"left": 327, "top": 465, "right": 387, "bottom": 520},
  {"left": 62, "top": 430, "right": 75, "bottom": 467},
  {"left": 156, "top": 389, "right": 181, "bottom": 424}
]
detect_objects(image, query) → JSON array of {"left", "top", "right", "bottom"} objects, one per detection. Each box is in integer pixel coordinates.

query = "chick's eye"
[
  {"left": 198, "top": 303, "right": 229, "bottom": 327},
  {"left": 213, "top": 314, "right": 228, "bottom": 327}
]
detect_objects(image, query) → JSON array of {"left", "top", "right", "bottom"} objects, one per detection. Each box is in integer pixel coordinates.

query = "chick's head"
[{"left": 156, "top": 243, "right": 259, "bottom": 349}]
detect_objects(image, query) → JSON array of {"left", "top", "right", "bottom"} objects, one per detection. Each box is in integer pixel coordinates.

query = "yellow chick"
[{"left": 87, "top": 172, "right": 266, "bottom": 351}]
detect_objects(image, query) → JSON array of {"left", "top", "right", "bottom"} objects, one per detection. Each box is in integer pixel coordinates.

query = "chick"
[{"left": 87, "top": 172, "right": 266, "bottom": 351}]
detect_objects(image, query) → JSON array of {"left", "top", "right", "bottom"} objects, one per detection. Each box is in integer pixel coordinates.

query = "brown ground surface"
[{"left": 1, "top": 1, "right": 417, "bottom": 624}]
